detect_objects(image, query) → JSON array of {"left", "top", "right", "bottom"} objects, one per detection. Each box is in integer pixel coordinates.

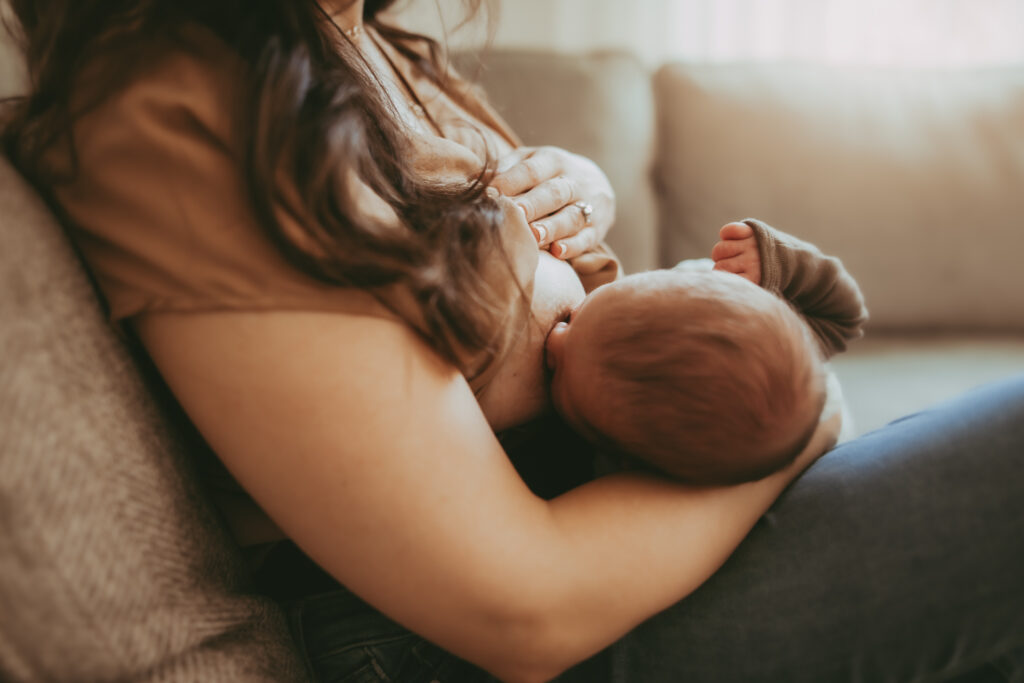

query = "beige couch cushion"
[
  {"left": 0, "top": 21, "right": 25, "bottom": 99},
  {"left": 459, "top": 49, "right": 659, "bottom": 274},
  {"left": 654, "top": 63, "right": 1024, "bottom": 331},
  {"left": 0, "top": 158, "right": 304, "bottom": 681}
]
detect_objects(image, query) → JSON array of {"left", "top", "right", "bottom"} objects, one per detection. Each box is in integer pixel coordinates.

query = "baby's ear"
[{"left": 545, "top": 321, "right": 570, "bottom": 370}]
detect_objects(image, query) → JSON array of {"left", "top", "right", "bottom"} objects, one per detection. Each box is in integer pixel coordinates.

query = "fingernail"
[
  {"left": 552, "top": 242, "right": 565, "bottom": 258},
  {"left": 485, "top": 186, "right": 500, "bottom": 200},
  {"left": 533, "top": 223, "right": 547, "bottom": 243},
  {"left": 516, "top": 204, "right": 527, "bottom": 217}
]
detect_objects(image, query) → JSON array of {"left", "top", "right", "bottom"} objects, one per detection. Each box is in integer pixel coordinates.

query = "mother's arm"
[{"left": 136, "top": 309, "right": 838, "bottom": 683}]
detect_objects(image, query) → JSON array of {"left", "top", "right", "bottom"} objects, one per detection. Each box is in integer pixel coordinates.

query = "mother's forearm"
[{"left": 504, "top": 413, "right": 840, "bottom": 682}]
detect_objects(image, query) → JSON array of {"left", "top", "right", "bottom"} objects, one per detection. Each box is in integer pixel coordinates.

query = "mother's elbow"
[
  {"left": 475, "top": 588, "right": 597, "bottom": 683},
  {"left": 482, "top": 622, "right": 585, "bottom": 683}
]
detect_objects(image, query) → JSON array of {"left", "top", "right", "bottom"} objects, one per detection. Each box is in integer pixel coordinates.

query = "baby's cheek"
[
  {"left": 548, "top": 366, "right": 574, "bottom": 417},
  {"left": 544, "top": 321, "right": 570, "bottom": 369}
]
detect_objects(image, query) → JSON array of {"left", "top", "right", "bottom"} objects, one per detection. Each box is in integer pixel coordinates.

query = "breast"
[{"left": 476, "top": 252, "right": 587, "bottom": 432}]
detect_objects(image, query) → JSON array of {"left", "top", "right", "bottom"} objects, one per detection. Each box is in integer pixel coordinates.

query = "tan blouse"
[{"left": 47, "top": 21, "right": 599, "bottom": 392}]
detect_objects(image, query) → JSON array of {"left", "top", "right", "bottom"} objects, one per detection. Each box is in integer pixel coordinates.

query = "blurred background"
[
  {"left": 396, "top": 0, "right": 1024, "bottom": 67},
  {"left": 4, "top": 1, "right": 1024, "bottom": 94},
  {"left": 0, "top": 1, "right": 21, "bottom": 96}
]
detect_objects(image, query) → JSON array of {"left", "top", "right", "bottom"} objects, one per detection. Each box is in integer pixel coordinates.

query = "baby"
[{"left": 544, "top": 219, "right": 868, "bottom": 485}]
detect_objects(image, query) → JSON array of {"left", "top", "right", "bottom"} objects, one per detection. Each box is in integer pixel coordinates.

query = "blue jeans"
[{"left": 282, "top": 374, "right": 1024, "bottom": 682}]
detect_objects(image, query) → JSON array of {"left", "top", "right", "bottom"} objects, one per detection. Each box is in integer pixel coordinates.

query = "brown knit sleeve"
[
  {"left": 568, "top": 242, "right": 622, "bottom": 293},
  {"left": 744, "top": 218, "right": 869, "bottom": 358}
]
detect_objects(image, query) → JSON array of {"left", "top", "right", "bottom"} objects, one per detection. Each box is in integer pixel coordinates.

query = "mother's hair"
[{"left": 1, "top": 0, "right": 523, "bottom": 372}]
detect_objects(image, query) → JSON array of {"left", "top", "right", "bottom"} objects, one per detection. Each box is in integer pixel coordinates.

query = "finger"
[
  {"left": 713, "top": 257, "right": 742, "bottom": 273},
  {"left": 715, "top": 267, "right": 759, "bottom": 286},
  {"left": 491, "top": 148, "right": 563, "bottom": 198},
  {"left": 713, "top": 257, "right": 759, "bottom": 284},
  {"left": 496, "top": 147, "right": 533, "bottom": 174},
  {"left": 719, "top": 221, "right": 754, "bottom": 241},
  {"left": 495, "top": 193, "right": 534, "bottom": 244},
  {"left": 550, "top": 227, "right": 598, "bottom": 260},
  {"left": 531, "top": 200, "right": 590, "bottom": 247},
  {"left": 710, "top": 239, "right": 747, "bottom": 262},
  {"left": 718, "top": 240, "right": 762, "bottom": 285},
  {"left": 513, "top": 175, "right": 577, "bottom": 223}
]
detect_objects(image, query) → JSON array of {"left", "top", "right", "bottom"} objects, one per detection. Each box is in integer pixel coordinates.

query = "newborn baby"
[{"left": 545, "top": 219, "right": 868, "bottom": 485}]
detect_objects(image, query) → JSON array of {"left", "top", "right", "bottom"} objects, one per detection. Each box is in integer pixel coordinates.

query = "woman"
[{"left": 4, "top": 1, "right": 1023, "bottom": 681}]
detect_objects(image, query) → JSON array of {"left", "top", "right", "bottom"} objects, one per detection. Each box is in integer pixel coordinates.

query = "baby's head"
[{"left": 545, "top": 268, "right": 826, "bottom": 484}]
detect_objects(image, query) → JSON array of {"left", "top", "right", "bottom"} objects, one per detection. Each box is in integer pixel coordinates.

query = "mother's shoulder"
[{"left": 72, "top": 22, "right": 247, "bottom": 145}]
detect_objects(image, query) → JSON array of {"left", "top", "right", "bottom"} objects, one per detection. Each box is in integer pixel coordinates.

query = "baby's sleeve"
[
  {"left": 744, "top": 218, "right": 869, "bottom": 358},
  {"left": 568, "top": 242, "right": 622, "bottom": 294}
]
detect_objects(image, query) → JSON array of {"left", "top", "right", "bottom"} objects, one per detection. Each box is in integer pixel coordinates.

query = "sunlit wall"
[
  {"left": 2, "top": 1, "right": 1022, "bottom": 97},
  {"left": 396, "top": 0, "right": 1024, "bottom": 66}
]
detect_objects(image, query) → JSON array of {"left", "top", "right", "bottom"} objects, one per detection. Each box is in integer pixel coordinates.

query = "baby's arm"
[{"left": 712, "top": 219, "right": 869, "bottom": 358}]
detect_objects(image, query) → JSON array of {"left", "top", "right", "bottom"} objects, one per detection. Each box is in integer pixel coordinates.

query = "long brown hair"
[{"left": 1, "top": 0, "right": 523, "bottom": 375}]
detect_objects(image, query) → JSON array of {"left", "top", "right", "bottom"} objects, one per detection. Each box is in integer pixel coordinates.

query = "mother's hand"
[{"left": 491, "top": 146, "right": 615, "bottom": 260}]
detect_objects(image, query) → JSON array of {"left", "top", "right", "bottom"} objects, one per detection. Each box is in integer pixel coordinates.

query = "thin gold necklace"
[{"left": 367, "top": 30, "right": 444, "bottom": 136}]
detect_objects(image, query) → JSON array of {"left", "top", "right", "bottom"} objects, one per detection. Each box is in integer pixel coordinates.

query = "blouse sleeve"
[{"left": 49, "top": 27, "right": 402, "bottom": 325}]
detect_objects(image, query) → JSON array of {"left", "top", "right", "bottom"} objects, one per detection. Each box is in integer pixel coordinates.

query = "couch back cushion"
[
  {"left": 0, "top": 157, "right": 304, "bottom": 681},
  {"left": 459, "top": 49, "right": 660, "bottom": 274},
  {"left": 654, "top": 63, "right": 1024, "bottom": 331},
  {"left": 0, "top": 18, "right": 25, "bottom": 99}
]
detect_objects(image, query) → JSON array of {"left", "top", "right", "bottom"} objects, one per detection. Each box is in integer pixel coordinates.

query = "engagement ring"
[{"left": 574, "top": 201, "right": 594, "bottom": 225}]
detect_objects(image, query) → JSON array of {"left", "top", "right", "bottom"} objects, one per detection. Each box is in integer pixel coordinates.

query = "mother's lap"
[{"left": 599, "top": 374, "right": 1024, "bottom": 682}]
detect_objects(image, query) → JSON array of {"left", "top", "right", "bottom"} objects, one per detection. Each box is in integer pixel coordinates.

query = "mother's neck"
[{"left": 323, "top": 0, "right": 365, "bottom": 34}]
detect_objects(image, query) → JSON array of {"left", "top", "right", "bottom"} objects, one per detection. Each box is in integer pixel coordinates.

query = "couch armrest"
[{"left": 0, "top": 156, "right": 305, "bottom": 681}]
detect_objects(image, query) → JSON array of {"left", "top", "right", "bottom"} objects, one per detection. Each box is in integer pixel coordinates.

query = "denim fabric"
[
  {"left": 286, "top": 374, "right": 1024, "bottom": 683},
  {"left": 606, "top": 374, "right": 1024, "bottom": 682},
  {"left": 284, "top": 588, "right": 494, "bottom": 683}
]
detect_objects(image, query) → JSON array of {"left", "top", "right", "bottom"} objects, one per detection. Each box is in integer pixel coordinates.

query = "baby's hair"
[{"left": 580, "top": 270, "right": 826, "bottom": 484}]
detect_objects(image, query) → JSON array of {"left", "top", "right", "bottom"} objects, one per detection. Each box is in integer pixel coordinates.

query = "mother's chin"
[{"left": 476, "top": 251, "right": 587, "bottom": 432}]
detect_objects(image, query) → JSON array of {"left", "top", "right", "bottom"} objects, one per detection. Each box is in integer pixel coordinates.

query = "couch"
[
  {"left": 3, "top": 42, "right": 1024, "bottom": 680},
  {"left": 459, "top": 51, "right": 1024, "bottom": 435}
]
